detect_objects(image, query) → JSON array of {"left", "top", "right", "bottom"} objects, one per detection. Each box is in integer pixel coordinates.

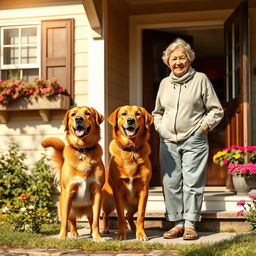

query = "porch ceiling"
[{"left": 124, "top": 0, "right": 242, "bottom": 14}]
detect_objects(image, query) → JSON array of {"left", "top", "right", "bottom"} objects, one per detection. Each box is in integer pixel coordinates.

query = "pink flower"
[
  {"left": 237, "top": 200, "right": 246, "bottom": 206},
  {"left": 0, "top": 96, "right": 3, "bottom": 101},
  {"left": 236, "top": 210, "right": 245, "bottom": 217},
  {"left": 222, "top": 159, "right": 229, "bottom": 165},
  {"left": 249, "top": 194, "right": 256, "bottom": 200},
  {"left": 28, "top": 89, "right": 34, "bottom": 95}
]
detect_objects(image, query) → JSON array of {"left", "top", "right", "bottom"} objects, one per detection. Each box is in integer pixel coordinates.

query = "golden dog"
[
  {"left": 41, "top": 106, "right": 104, "bottom": 240},
  {"left": 102, "top": 105, "right": 153, "bottom": 240}
]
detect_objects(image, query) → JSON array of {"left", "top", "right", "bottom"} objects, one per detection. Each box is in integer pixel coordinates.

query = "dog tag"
[{"left": 78, "top": 154, "right": 84, "bottom": 161}]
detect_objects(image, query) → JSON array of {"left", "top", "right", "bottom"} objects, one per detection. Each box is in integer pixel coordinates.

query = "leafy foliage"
[{"left": 0, "top": 141, "right": 57, "bottom": 233}]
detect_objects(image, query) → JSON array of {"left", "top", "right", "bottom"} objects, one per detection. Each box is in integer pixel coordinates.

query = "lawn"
[{"left": 0, "top": 224, "right": 255, "bottom": 256}]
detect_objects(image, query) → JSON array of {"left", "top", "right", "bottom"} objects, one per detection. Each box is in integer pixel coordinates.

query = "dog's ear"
[
  {"left": 90, "top": 107, "right": 104, "bottom": 126},
  {"left": 62, "top": 110, "right": 70, "bottom": 131},
  {"left": 108, "top": 107, "right": 120, "bottom": 128},
  {"left": 141, "top": 107, "right": 154, "bottom": 129}
]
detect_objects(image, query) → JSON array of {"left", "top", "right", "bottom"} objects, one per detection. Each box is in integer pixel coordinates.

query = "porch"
[{"left": 104, "top": 186, "right": 250, "bottom": 233}]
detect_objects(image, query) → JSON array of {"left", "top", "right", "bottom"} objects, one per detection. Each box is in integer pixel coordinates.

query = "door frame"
[{"left": 129, "top": 9, "right": 232, "bottom": 106}]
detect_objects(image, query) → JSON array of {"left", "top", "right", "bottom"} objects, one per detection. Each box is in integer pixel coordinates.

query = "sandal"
[
  {"left": 183, "top": 227, "right": 198, "bottom": 240},
  {"left": 163, "top": 226, "right": 184, "bottom": 239}
]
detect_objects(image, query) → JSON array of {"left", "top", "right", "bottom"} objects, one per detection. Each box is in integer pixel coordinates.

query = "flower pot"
[
  {"left": 232, "top": 175, "right": 250, "bottom": 195},
  {"left": 244, "top": 176, "right": 256, "bottom": 195}
]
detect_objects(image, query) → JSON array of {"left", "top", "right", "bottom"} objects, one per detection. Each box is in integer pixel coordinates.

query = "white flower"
[
  {"left": 20, "top": 207, "right": 26, "bottom": 212},
  {"left": 2, "top": 206, "right": 8, "bottom": 213},
  {"left": 24, "top": 224, "right": 30, "bottom": 231},
  {"left": 28, "top": 205, "right": 34, "bottom": 210}
]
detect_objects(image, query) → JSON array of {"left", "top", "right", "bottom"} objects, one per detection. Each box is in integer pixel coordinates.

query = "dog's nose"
[
  {"left": 127, "top": 118, "right": 135, "bottom": 125},
  {"left": 75, "top": 116, "right": 84, "bottom": 123}
]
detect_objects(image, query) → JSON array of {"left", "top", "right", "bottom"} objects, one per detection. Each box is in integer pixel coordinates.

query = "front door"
[
  {"left": 142, "top": 29, "right": 227, "bottom": 186},
  {"left": 224, "top": 1, "right": 249, "bottom": 188},
  {"left": 142, "top": 30, "right": 194, "bottom": 186}
]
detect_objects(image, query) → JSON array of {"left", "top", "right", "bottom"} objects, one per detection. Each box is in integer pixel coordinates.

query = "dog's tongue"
[
  {"left": 75, "top": 129, "right": 84, "bottom": 137},
  {"left": 126, "top": 128, "right": 135, "bottom": 136}
]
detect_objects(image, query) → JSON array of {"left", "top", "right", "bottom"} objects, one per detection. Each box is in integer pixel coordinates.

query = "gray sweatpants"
[{"left": 159, "top": 129, "right": 209, "bottom": 222}]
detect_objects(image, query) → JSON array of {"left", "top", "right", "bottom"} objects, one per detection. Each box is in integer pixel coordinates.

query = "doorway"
[{"left": 142, "top": 27, "right": 227, "bottom": 186}]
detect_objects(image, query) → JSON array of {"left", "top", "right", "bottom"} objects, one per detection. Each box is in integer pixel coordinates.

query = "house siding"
[
  {"left": 0, "top": 2, "right": 91, "bottom": 165},
  {"left": 250, "top": 7, "right": 256, "bottom": 145}
]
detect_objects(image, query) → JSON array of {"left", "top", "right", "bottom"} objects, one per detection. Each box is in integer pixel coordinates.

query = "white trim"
[
  {"left": 88, "top": 28, "right": 105, "bottom": 164},
  {"left": 129, "top": 10, "right": 231, "bottom": 106}
]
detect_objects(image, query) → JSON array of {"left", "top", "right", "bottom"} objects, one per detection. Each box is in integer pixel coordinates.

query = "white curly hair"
[{"left": 162, "top": 38, "right": 195, "bottom": 66}]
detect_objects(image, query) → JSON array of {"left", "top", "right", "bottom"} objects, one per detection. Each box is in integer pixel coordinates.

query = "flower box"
[{"left": 0, "top": 94, "right": 70, "bottom": 123}]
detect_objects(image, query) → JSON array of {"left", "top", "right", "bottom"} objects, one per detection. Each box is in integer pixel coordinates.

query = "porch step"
[
  {"left": 100, "top": 186, "right": 250, "bottom": 232},
  {"left": 146, "top": 186, "right": 248, "bottom": 212}
]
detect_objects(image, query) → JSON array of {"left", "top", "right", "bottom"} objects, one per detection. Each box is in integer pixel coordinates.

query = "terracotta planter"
[{"left": 232, "top": 175, "right": 250, "bottom": 195}]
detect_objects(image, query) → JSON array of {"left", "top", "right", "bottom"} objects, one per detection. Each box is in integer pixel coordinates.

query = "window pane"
[
  {"left": 228, "top": 74, "right": 232, "bottom": 100},
  {"left": 227, "top": 27, "right": 232, "bottom": 50},
  {"left": 1, "top": 69, "right": 20, "bottom": 80},
  {"left": 235, "top": 45, "right": 240, "bottom": 69},
  {"left": 4, "top": 29, "right": 19, "bottom": 45},
  {"left": 21, "top": 46, "right": 37, "bottom": 64},
  {"left": 234, "top": 22, "right": 240, "bottom": 44},
  {"left": 23, "top": 69, "right": 39, "bottom": 82},
  {"left": 235, "top": 69, "right": 240, "bottom": 97},
  {"left": 228, "top": 53, "right": 232, "bottom": 73},
  {"left": 21, "top": 28, "right": 37, "bottom": 44},
  {"left": 4, "top": 47, "right": 19, "bottom": 64}
]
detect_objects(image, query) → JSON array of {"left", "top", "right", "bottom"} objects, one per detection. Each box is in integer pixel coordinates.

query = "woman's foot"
[
  {"left": 163, "top": 226, "right": 184, "bottom": 239},
  {"left": 183, "top": 227, "right": 198, "bottom": 240}
]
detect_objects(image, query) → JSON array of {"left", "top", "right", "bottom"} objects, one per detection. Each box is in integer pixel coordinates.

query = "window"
[
  {"left": 0, "top": 25, "right": 40, "bottom": 82},
  {"left": 0, "top": 19, "right": 74, "bottom": 100}
]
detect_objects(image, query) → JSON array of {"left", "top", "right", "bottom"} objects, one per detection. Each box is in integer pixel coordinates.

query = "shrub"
[
  {"left": 0, "top": 141, "right": 57, "bottom": 233},
  {"left": 0, "top": 142, "right": 28, "bottom": 207}
]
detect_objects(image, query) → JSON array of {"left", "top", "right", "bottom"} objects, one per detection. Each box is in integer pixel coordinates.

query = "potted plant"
[
  {"left": 213, "top": 145, "right": 256, "bottom": 195},
  {"left": 0, "top": 78, "right": 70, "bottom": 123}
]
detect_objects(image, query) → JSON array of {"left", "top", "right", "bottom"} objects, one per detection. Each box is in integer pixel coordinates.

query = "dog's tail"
[{"left": 41, "top": 137, "right": 65, "bottom": 177}]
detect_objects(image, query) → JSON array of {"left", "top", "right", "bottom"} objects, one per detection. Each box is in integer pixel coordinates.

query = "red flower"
[
  {"left": 237, "top": 200, "right": 246, "bottom": 206},
  {"left": 249, "top": 194, "right": 256, "bottom": 200},
  {"left": 236, "top": 210, "right": 245, "bottom": 217}
]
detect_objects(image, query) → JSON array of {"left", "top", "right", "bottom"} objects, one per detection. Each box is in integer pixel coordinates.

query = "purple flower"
[
  {"left": 237, "top": 200, "right": 246, "bottom": 206},
  {"left": 236, "top": 210, "right": 245, "bottom": 217}
]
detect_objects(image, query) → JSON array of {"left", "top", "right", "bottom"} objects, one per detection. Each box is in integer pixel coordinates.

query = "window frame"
[{"left": 0, "top": 23, "right": 41, "bottom": 80}]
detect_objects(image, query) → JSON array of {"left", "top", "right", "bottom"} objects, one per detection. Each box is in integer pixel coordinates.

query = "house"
[{"left": 0, "top": 0, "right": 255, "bottom": 231}]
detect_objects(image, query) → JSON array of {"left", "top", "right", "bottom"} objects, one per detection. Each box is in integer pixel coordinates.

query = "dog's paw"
[
  {"left": 92, "top": 233, "right": 103, "bottom": 241},
  {"left": 136, "top": 231, "right": 148, "bottom": 241},
  {"left": 70, "top": 232, "right": 79, "bottom": 238},
  {"left": 117, "top": 231, "right": 127, "bottom": 240},
  {"left": 101, "top": 228, "right": 110, "bottom": 234}
]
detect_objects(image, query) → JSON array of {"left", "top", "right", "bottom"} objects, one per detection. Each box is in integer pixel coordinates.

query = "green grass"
[{"left": 0, "top": 224, "right": 255, "bottom": 256}]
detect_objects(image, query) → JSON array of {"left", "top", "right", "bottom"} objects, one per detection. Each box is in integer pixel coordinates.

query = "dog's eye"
[
  {"left": 85, "top": 112, "right": 91, "bottom": 116},
  {"left": 71, "top": 112, "right": 76, "bottom": 117},
  {"left": 121, "top": 112, "right": 127, "bottom": 116},
  {"left": 135, "top": 112, "right": 141, "bottom": 116}
]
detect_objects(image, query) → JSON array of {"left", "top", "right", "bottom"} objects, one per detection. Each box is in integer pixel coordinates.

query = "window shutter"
[{"left": 41, "top": 19, "right": 74, "bottom": 101}]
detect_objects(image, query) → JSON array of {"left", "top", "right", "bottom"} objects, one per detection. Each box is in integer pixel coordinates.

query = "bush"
[
  {"left": 0, "top": 141, "right": 57, "bottom": 233},
  {"left": 0, "top": 142, "right": 28, "bottom": 207}
]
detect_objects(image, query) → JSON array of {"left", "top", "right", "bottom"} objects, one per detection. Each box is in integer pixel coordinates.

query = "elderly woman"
[{"left": 152, "top": 38, "right": 224, "bottom": 240}]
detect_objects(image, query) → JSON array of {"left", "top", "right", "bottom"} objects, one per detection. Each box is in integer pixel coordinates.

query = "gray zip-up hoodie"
[{"left": 152, "top": 69, "right": 224, "bottom": 142}]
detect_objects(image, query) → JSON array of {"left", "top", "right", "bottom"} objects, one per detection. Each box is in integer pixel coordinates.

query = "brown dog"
[
  {"left": 102, "top": 105, "right": 153, "bottom": 240},
  {"left": 41, "top": 106, "right": 104, "bottom": 240}
]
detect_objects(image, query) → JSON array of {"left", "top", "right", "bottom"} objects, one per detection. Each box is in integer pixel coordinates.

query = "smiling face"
[
  {"left": 168, "top": 46, "right": 191, "bottom": 77},
  {"left": 108, "top": 105, "right": 154, "bottom": 147},
  {"left": 62, "top": 106, "right": 104, "bottom": 146}
]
